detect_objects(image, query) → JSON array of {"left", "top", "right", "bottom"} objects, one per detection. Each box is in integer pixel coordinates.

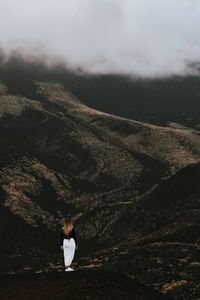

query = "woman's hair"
[
  {"left": 64, "top": 219, "right": 73, "bottom": 227},
  {"left": 63, "top": 219, "right": 73, "bottom": 234}
]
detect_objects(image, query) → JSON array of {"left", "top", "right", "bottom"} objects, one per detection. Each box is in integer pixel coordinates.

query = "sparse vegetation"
[{"left": 0, "top": 70, "right": 200, "bottom": 299}]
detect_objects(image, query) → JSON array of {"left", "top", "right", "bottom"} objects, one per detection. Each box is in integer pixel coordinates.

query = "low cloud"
[{"left": 0, "top": 0, "right": 200, "bottom": 77}]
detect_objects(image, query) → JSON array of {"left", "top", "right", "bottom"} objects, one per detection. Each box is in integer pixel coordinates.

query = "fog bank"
[{"left": 0, "top": 0, "right": 200, "bottom": 77}]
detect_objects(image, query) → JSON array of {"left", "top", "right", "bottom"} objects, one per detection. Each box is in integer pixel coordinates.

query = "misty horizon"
[{"left": 0, "top": 0, "right": 200, "bottom": 77}]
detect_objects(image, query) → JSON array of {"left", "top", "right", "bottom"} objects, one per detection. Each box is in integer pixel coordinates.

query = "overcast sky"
[{"left": 0, "top": 0, "right": 200, "bottom": 77}]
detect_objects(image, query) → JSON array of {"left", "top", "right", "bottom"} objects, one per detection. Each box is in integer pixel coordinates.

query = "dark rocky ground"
[
  {"left": 0, "top": 270, "right": 173, "bottom": 300},
  {"left": 0, "top": 57, "right": 200, "bottom": 299}
]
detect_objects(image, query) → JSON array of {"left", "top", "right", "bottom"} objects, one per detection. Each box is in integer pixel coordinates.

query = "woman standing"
[{"left": 60, "top": 219, "right": 78, "bottom": 271}]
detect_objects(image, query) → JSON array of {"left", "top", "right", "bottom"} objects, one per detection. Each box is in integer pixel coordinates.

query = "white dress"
[{"left": 63, "top": 238, "right": 76, "bottom": 266}]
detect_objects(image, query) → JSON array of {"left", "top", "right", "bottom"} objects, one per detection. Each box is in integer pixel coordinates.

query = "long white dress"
[{"left": 63, "top": 238, "right": 76, "bottom": 266}]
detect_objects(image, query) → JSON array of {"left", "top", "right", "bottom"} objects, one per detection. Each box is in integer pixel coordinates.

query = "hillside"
[
  {"left": 0, "top": 70, "right": 200, "bottom": 299},
  {"left": 79, "top": 163, "right": 200, "bottom": 299},
  {"left": 1, "top": 55, "right": 200, "bottom": 128}
]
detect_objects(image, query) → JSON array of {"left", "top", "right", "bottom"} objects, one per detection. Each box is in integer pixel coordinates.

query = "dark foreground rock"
[{"left": 0, "top": 270, "right": 172, "bottom": 300}]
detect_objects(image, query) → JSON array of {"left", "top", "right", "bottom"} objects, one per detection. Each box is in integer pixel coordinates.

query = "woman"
[{"left": 60, "top": 219, "right": 78, "bottom": 271}]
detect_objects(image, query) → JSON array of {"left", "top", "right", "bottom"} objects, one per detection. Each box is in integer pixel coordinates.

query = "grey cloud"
[{"left": 0, "top": 0, "right": 200, "bottom": 77}]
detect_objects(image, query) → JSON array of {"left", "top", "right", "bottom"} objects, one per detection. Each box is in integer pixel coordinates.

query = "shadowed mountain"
[
  {"left": 76, "top": 163, "right": 200, "bottom": 299},
  {"left": 1, "top": 54, "right": 200, "bottom": 128},
  {"left": 0, "top": 63, "right": 200, "bottom": 299}
]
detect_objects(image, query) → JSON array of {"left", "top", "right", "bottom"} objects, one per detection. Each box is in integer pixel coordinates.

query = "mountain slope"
[
  {"left": 1, "top": 77, "right": 200, "bottom": 299},
  {"left": 1, "top": 55, "right": 200, "bottom": 128},
  {"left": 1, "top": 79, "right": 200, "bottom": 232},
  {"left": 76, "top": 163, "right": 200, "bottom": 299}
]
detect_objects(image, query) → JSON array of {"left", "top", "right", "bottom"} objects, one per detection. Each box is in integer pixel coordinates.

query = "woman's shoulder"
[{"left": 71, "top": 227, "right": 76, "bottom": 233}]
